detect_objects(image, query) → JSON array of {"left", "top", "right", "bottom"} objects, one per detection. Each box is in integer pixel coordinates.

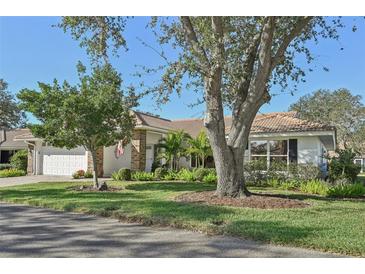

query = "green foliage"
[
  {"left": 292, "top": 164, "right": 322, "bottom": 181},
  {"left": 17, "top": 63, "right": 137, "bottom": 184},
  {"left": 300, "top": 180, "right": 330, "bottom": 196},
  {"left": 0, "top": 79, "right": 26, "bottom": 128},
  {"left": 84, "top": 171, "right": 93, "bottom": 178},
  {"left": 245, "top": 161, "right": 322, "bottom": 187},
  {"left": 156, "top": 130, "right": 191, "bottom": 170},
  {"left": 290, "top": 88, "right": 365, "bottom": 154},
  {"left": 193, "top": 168, "right": 212, "bottom": 182},
  {"left": 177, "top": 168, "right": 196, "bottom": 182},
  {"left": 0, "top": 168, "right": 26, "bottom": 178},
  {"left": 58, "top": 17, "right": 127, "bottom": 64},
  {"left": 154, "top": 167, "right": 168, "bottom": 180},
  {"left": 162, "top": 170, "right": 178, "bottom": 181},
  {"left": 327, "top": 183, "right": 365, "bottom": 198},
  {"left": 244, "top": 159, "right": 268, "bottom": 186},
  {"left": 10, "top": 150, "right": 28, "bottom": 171},
  {"left": 202, "top": 173, "right": 217, "bottom": 184},
  {"left": 279, "top": 181, "right": 299, "bottom": 190},
  {"left": 0, "top": 164, "right": 12, "bottom": 170},
  {"left": 329, "top": 149, "right": 361, "bottom": 183},
  {"left": 112, "top": 168, "right": 132, "bottom": 181},
  {"left": 187, "top": 130, "right": 212, "bottom": 168},
  {"left": 131, "top": 171, "right": 154, "bottom": 181}
]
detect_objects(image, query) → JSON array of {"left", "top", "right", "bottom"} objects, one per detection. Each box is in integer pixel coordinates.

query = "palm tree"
[
  {"left": 156, "top": 130, "right": 191, "bottom": 170},
  {"left": 187, "top": 130, "right": 212, "bottom": 168}
]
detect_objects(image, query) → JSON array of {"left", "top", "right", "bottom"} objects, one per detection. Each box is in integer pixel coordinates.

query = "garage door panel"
[{"left": 41, "top": 147, "right": 87, "bottom": 175}]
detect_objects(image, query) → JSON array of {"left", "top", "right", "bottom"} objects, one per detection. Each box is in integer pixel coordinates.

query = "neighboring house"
[
  {"left": 0, "top": 128, "right": 28, "bottom": 164},
  {"left": 14, "top": 111, "right": 336, "bottom": 176}
]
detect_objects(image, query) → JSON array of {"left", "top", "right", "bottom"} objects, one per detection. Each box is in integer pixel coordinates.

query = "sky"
[{"left": 0, "top": 16, "right": 364, "bottom": 123}]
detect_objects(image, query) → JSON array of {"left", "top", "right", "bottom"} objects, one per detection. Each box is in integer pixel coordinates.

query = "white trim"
[{"left": 248, "top": 130, "right": 335, "bottom": 139}]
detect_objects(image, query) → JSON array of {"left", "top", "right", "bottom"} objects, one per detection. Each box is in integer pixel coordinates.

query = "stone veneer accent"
[
  {"left": 131, "top": 129, "right": 146, "bottom": 171},
  {"left": 87, "top": 147, "right": 104, "bottom": 177}
]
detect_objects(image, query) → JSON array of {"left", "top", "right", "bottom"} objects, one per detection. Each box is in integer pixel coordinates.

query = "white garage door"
[{"left": 42, "top": 147, "right": 87, "bottom": 175}]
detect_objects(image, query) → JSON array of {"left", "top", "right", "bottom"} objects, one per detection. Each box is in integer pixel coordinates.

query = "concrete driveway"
[
  {"left": 0, "top": 175, "right": 108, "bottom": 188},
  {"left": 0, "top": 203, "right": 340, "bottom": 258}
]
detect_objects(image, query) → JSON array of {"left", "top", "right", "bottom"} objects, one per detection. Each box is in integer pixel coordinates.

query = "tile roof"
[
  {"left": 169, "top": 112, "right": 335, "bottom": 137},
  {"left": 0, "top": 128, "right": 30, "bottom": 148},
  {"left": 134, "top": 111, "right": 175, "bottom": 131},
  {"left": 10, "top": 111, "right": 335, "bottom": 141}
]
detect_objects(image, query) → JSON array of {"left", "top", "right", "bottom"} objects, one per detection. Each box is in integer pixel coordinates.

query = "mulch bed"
[
  {"left": 175, "top": 191, "right": 310, "bottom": 209},
  {"left": 67, "top": 185, "right": 124, "bottom": 192}
]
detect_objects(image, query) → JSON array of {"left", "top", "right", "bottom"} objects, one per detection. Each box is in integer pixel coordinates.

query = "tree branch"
[
  {"left": 271, "top": 16, "right": 313, "bottom": 69},
  {"left": 211, "top": 16, "right": 225, "bottom": 68},
  {"left": 180, "top": 17, "right": 210, "bottom": 70}
]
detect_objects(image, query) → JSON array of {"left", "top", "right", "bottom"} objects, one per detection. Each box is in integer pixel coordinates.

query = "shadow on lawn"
[
  {"left": 251, "top": 191, "right": 365, "bottom": 203},
  {"left": 125, "top": 182, "right": 216, "bottom": 192}
]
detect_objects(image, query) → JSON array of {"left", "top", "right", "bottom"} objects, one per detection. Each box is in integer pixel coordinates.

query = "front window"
[
  {"left": 250, "top": 140, "right": 267, "bottom": 155},
  {"left": 249, "top": 139, "right": 289, "bottom": 170}
]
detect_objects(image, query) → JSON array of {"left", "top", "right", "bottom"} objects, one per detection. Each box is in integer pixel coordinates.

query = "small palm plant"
[
  {"left": 187, "top": 130, "right": 212, "bottom": 168},
  {"left": 156, "top": 130, "right": 191, "bottom": 170}
]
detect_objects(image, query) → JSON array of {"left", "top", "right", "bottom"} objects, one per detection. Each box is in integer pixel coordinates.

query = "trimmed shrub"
[
  {"left": 132, "top": 171, "right": 154, "bottom": 181},
  {"left": 84, "top": 171, "right": 93, "bottom": 178},
  {"left": 244, "top": 160, "right": 267, "bottom": 186},
  {"left": 300, "top": 180, "right": 329, "bottom": 196},
  {"left": 112, "top": 168, "right": 132, "bottom": 181},
  {"left": 294, "top": 164, "right": 322, "bottom": 181},
  {"left": 10, "top": 150, "right": 28, "bottom": 171},
  {"left": 0, "top": 164, "right": 12, "bottom": 170},
  {"left": 327, "top": 183, "right": 365, "bottom": 198},
  {"left": 0, "top": 168, "right": 26, "bottom": 178},
  {"left": 177, "top": 168, "right": 196, "bottom": 182},
  {"left": 202, "top": 173, "right": 217, "bottom": 183},
  {"left": 328, "top": 149, "right": 361, "bottom": 183},
  {"left": 154, "top": 167, "right": 168, "bottom": 180}
]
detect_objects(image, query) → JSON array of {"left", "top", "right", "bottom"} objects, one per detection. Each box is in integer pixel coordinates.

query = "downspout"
[{"left": 24, "top": 141, "right": 36, "bottom": 175}]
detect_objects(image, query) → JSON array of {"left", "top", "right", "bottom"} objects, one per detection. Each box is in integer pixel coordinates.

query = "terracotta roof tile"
[{"left": 170, "top": 112, "right": 334, "bottom": 137}]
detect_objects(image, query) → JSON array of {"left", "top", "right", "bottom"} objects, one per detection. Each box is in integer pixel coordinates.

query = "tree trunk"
[{"left": 90, "top": 149, "right": 99, "bottom": 188}]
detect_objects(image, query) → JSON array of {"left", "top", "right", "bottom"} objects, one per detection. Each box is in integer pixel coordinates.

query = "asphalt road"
[{"left": 0, "top": 203, "right": 341, "bottom": 258}]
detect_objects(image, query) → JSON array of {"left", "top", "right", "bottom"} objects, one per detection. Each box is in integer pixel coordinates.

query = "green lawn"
[{"left": 0, "top": 181, "right": 364, "bottom": 256}]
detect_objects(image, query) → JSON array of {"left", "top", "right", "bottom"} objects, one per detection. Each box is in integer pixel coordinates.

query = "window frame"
[{"left": 249, "top": 139, "right": 290, "bottom": 169}]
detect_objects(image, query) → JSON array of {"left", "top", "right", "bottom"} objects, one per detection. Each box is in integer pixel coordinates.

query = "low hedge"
[{"left": 0, "top": 168, "right": 26, "bottom": 178}]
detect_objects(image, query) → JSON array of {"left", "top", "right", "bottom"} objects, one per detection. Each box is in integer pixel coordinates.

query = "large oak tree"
[{"left": 146, "top": 17, "right": 346, "bottom": 197}]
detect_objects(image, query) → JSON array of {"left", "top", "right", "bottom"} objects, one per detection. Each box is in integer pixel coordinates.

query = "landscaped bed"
[
  {"left": 175, "top": 191, "right": 310, "bottom": 209},
  {"left": 0, "top": 180, "right": 364, "bottom": 257}
]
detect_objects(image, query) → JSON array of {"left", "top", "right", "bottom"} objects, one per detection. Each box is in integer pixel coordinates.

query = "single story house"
[
  {"left": 13, "top": 111, "right": 336, "bottom": 176},
  {"left": 0, "top": 128, "right": 28, "bottom": 164}
]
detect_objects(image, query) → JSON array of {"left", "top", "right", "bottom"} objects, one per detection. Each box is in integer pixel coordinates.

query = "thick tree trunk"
[{"left": 91, "top": 149, "right": 99, "bottom": 188}]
